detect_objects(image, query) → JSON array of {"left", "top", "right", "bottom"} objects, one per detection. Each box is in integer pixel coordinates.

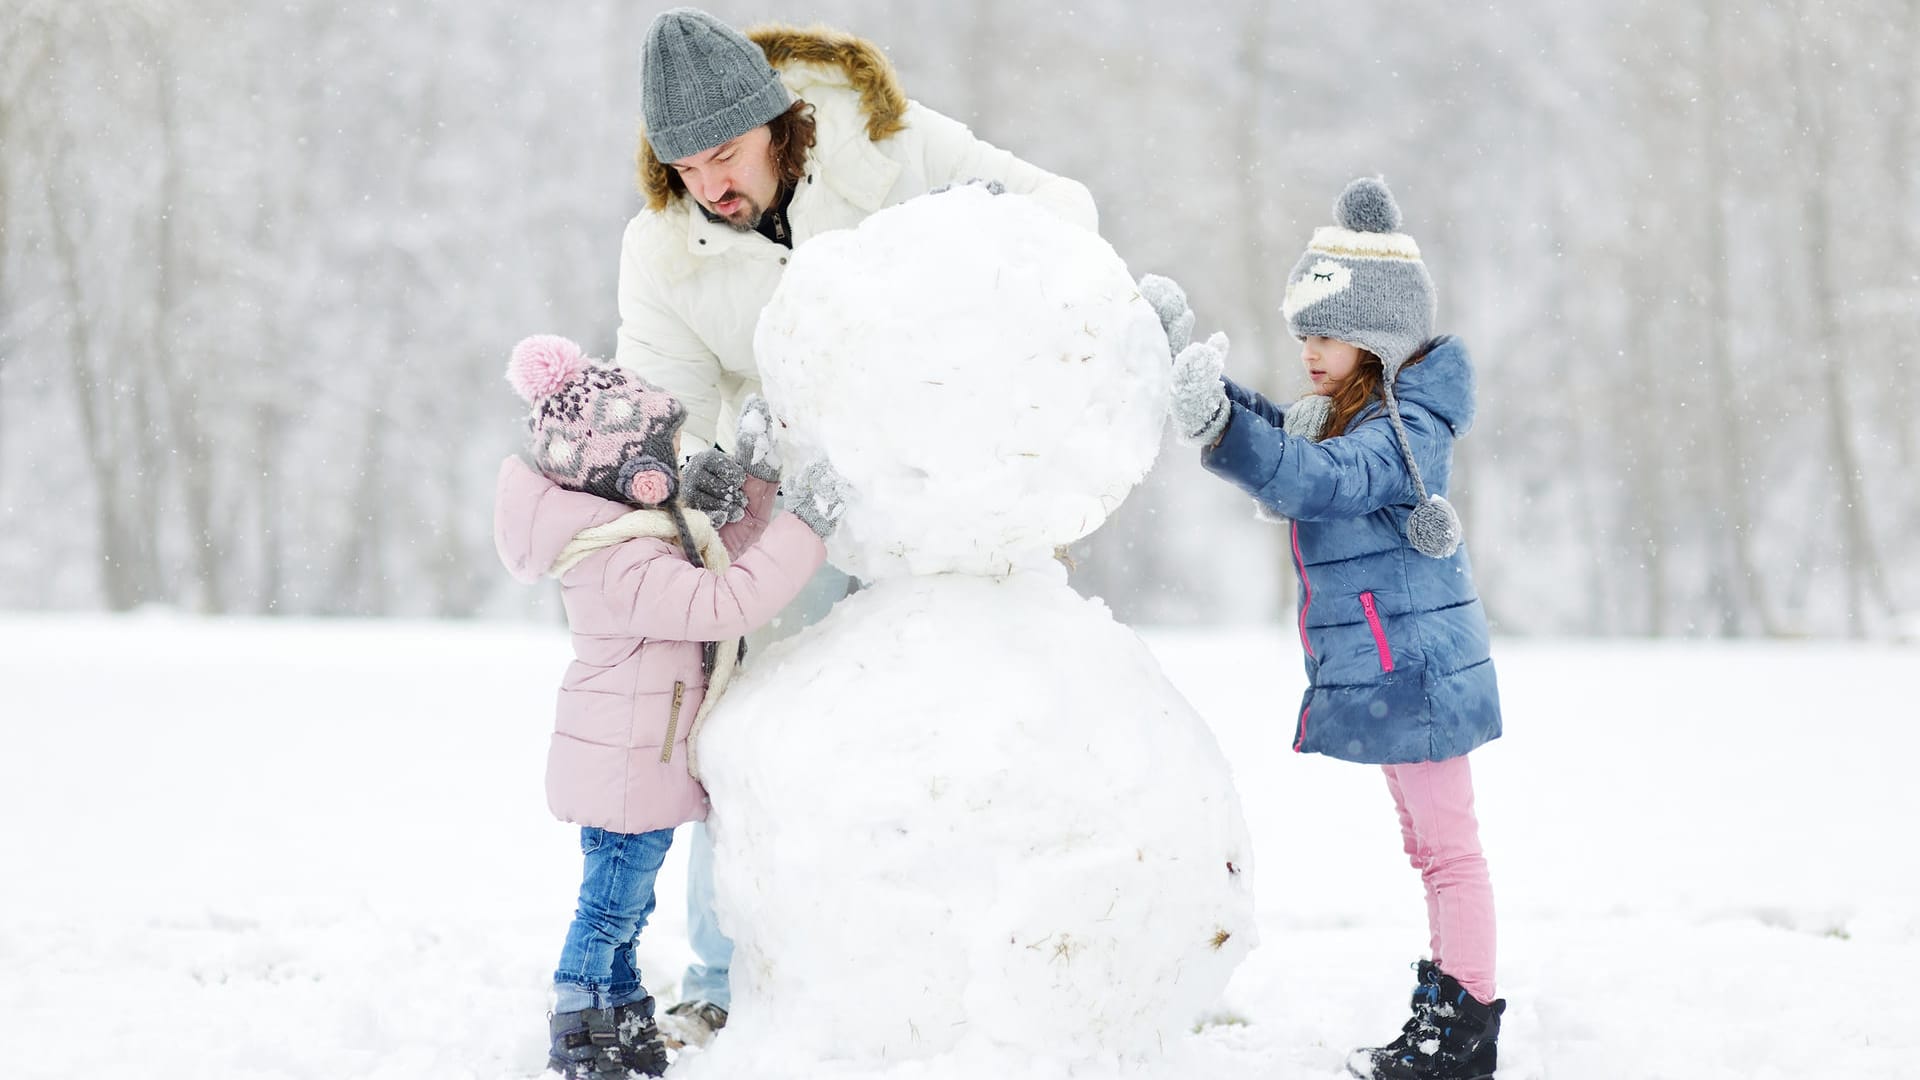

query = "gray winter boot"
[
  {"left": 546, "top": 1007, "right": 629, "bottom": 1080},
  {"left": 614, "top": 996, "right": 669, "bottom": 1076}
]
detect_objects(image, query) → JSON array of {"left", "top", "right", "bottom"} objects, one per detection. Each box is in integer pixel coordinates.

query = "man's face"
[{"left": 670, "top": 125, "right": 779, "bottom": 231}]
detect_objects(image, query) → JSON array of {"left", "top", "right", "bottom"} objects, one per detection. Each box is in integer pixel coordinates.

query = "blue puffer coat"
[{"left": 1201, "top": 336, "right": 1501, "bottom": 764}]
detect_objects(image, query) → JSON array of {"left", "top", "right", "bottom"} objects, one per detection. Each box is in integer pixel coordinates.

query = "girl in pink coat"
[{"left": 494, "top": 335, "right": 844, "bottom": 1080}]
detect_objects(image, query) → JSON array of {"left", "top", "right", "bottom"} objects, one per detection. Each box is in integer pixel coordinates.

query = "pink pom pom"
[
  {"left": 506, "top": 334, "right": 588, "bottom": 404},
  {"left": 628, "top": 469, "right": 672, "bottom": 507}
]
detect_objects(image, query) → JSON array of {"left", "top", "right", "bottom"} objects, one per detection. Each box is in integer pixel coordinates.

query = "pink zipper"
[
  {"left": 1292, "top": 521, "right": 1314, "bottom": 755},
  {"left": 1292, "top": 521, "right": 1314, "bottom": 659},
  {"left": 1359, "top": 591, "right": 1395, "bottom": 673}
]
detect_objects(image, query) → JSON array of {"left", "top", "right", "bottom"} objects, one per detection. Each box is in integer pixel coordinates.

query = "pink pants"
[{"left": 1382, "top": 755, "right": 1497, "bottom": 1003}]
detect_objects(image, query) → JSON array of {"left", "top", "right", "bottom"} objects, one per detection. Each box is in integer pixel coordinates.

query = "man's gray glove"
[
  {"left": 680, "top": 448, "right": 747, "bottom": 528},
  {"left": 785, "top": 459, "right": 848, "bottom": 539},
  {"left": 1137, "top": 273, "right": 1195, "bottom": 356},
  {"left": 1170, "top": 332, "right": 1232, "bottom": 446},
  {"left": 733, "top": 395, "right": 782, "bottom": 483},
  {"left": 928, "top": 176, "right": 1006, "bottom": 196}
]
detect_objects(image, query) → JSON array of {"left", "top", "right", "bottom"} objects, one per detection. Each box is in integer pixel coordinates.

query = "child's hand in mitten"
[
  {"left": 785, "top": 460, "right": 848, "bottom": 539},
  {"left": 680, "top": 449, "right": 747, "bottom": 527},
  {"left": 1137, "top": 273, "right": 1195, "bottom": 356},
  {"left": 733, "top": 395, "right": 782, "bottom": 482},
  {"left": 1170, "top": 332, "right": 1231, "bottom": 446}
]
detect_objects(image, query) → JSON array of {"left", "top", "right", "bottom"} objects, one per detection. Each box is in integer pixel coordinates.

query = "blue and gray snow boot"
[
  {"left": 547, "top": 1007, "right": 632, "bottom": 1080},
  {"left": 1347, "top": 960, "right": 1505, "bottom": 1080},
  {"left": 614, "top": 996, "right": 669, "bottom": 1076}
]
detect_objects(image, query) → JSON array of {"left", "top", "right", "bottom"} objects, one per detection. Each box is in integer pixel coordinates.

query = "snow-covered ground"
[{"left": 1, "top": 613, "right": 1912, "bottom": 1079}]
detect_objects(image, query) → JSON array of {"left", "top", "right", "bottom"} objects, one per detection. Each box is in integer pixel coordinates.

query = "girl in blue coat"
[{"left": 1146, "top": 177, "right": 1506, "bottom": 1080}]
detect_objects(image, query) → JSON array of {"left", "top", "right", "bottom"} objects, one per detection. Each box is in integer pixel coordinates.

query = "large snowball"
[
  {"left": 753, "top": 188, "right": 1169, "bottom": 580},
  {"left": 686, "top": 572, "right": 1257, "bottom": 1079}
]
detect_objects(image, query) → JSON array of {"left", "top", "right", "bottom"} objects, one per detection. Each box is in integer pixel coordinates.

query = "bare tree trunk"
[
  {"left": 1625, "top": 295, "right": 1669, "bottom": 635},
  {"left": 148, "top": 34, "right": 230, "bottom": 613},
  {"left": 1235, "top": 5, "right": 1294, "bottom": 622},
  {"left": 1889, "top": 0, "right": 1919, "bottom": 470},
  {"left": 1793, "top": 12, "right": 1893, "bottom": 637},
  {"left": 45, "top": 160, "right": 157, "bottom": 609},
  {"left": 1235, "top": 6, "right": 1284, "bottom": 376},
  {"left": 1699, "top": 0, "right": 1775, "bottom": 635},
  {"left": 252, "top": 399, "right": 286, "bottom": 612},
  {"left": 0, "top": 21, "right": 51, "bottom": 512},
  {"left": 20, "top": 4, "right": 179, "bottom": 610},
  {"left": 0, "top": 97, "right": 12, "bottom": 484},
  {"left": 327, "top": 407, "right": 390, "bottom": 613}
]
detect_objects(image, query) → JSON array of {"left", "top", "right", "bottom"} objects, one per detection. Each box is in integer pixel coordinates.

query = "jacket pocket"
[
  {"left": 660, "top": 681, "right": 686, "bottom": 764},
  {"left": 1359, "top": 591, "right": 1395, "bottom": 674}
]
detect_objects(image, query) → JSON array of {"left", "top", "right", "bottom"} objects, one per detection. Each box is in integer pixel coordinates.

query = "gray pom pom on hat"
[{"left": 1335, "top": 176, "right": 1402, "bottom": 234}]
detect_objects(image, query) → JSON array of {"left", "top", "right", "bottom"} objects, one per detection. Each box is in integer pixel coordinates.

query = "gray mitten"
[
  {"left": 1137, "top": 273, "right": 1195, "bottom": 356},
  {"left": 928, "top": 176, "right": 1006, "bottom": 196},
  {"left": 680, "top": 448, "right": 747, "bottom": 528},
  {"left": 733, "top": 395, "right": 782, "bottom": 482},
  {"left": 785, "top": 459, "right": 848, "bottom": 539},
  {"left": 1170, "top": 331, "right": 1232, "bottom": 445}
]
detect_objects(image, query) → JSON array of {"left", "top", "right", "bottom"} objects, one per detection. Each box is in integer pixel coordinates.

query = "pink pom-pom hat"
[
  {"left": 506, "top": 334, "right": 687, "bottom": 508},
  {"left": 506, "top": 334, "right": 590, "bottom": 404}
]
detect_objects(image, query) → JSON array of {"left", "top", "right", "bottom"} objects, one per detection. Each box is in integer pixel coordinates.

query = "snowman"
[{"left": 681, "top": 186, "right": 1256, "bottom": 1079}]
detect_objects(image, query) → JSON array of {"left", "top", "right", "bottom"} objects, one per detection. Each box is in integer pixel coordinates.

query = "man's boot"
[{"left": 658, "top": 998, "right": 729, "bottom": 1050}]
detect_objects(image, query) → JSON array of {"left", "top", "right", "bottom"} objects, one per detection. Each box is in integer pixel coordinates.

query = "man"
[{"left": 615, "top": 6, "right": 1098, "bottom": 1052}]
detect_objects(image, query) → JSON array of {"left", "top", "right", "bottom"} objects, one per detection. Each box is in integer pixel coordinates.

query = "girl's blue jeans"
[{"left": 553, "top": 825, "right": 674, "bottom": 1013}]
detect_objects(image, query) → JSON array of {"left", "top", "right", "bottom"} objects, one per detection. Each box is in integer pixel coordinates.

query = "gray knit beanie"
[
  {"left": 642, "top": 8, "right": 793, "bottom": 164},
  {"left": 1283, "top": 178, "right": 1461, "bottom": 559},
  {"left": 1281, "top": 177, "right": 1435, "bottom": 375}
]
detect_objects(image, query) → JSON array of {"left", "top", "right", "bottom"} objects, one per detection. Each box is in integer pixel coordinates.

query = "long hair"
[
  {"left": 1321, "top": 338, "right": 1438, "bottom": 438},
  {"left": 652, "top": 99, "right": 818, "bottom": 204}
]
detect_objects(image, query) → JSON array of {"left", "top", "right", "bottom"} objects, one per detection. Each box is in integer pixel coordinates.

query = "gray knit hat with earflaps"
[
  {"left": 642, "top": 8, "right": 794, "bottom": 164},
  {"left": 1282, "top": 177, "right": 1461, "bottom": 558}
]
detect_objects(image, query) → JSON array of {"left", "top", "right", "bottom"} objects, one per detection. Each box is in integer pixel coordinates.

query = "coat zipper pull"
[{"left": 660, "top": 681, "right": 686, "bottom": 764}]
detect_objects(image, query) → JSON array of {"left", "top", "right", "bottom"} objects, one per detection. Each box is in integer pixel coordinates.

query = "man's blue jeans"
[
  {"left": 680, "top": 820, "right": 733, "bottom": 1009},
  {"left": 682, "top": 559, "right": 853, "bottom": 1010},
  {"left": 554, "top": 826, "right": 674, "bottom": 1013}
]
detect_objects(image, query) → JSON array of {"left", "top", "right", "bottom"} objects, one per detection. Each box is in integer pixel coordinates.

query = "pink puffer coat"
[{"left": 494, "top": 455, "right": 827, "bottom": 833}]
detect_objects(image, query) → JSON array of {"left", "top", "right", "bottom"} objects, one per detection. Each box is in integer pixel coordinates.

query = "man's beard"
[{"left": 714, "top": 192, "right": 765, "bottom": 232}]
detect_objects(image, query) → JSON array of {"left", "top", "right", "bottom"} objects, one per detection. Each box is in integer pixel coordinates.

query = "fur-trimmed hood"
[{"left": 636, "top": 24, "right": 909, "bottom": 211}]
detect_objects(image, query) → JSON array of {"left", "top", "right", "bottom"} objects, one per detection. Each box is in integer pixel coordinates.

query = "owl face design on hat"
[
  {"left": 507, "top": 335, "right": 687, "bottom": 507},
  {"left": 1285, "top": 258, "right": 1354, "bottom": 315},
  {"left": 1282, "top": 177, "right": 1435, "bottom": 372}
]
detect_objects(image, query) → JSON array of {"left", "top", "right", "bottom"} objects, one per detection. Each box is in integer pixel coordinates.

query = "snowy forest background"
[{"left": 3, "top": 0, "right": 1915, "bottom": 638}]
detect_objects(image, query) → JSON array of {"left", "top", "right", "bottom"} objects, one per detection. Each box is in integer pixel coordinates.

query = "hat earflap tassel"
[{"left": 1382, "top": 375, "right": 1463, "bottom": 559}]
